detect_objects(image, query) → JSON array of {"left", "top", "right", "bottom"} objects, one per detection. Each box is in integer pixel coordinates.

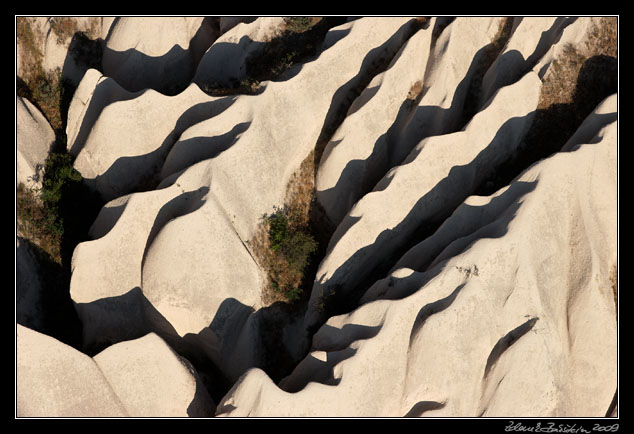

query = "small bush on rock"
[
  {"left": 17, "top": 150, "right": 101, "bottom": 266},
  {"left": 256, "top": 206, "right": 318, "bottom": 304}
]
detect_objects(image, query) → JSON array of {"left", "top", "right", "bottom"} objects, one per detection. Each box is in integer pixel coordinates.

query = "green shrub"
[
  {"left": 266, "top": 207, "right": 290, "bottom": 251},
  {"left": 17, "top": 182, "right": 62, "bottom": 261},
  {"left": 16, "top": 150, "right": 97, "bottom": 265},
  {"left": 40, "top": 152, "right": 82, "bottom": 210},
  {"left": 258, "top": 206, "right": 318, "bottom": 303}
]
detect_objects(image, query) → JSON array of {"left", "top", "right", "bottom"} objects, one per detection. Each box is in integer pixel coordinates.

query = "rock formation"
[
  {"left": 15, "top": 16, "right": 618, "bottom": 418},
  {"left": 17, "top": 325, "right": 214, "bottom": 417},
  {"left": 16, "top": 96, "right": 55, "bottom": 188}
]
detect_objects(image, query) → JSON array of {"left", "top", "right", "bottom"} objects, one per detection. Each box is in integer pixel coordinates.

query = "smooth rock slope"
[{"left": 17, "top": 325, "right": 214, "bottom": 417}]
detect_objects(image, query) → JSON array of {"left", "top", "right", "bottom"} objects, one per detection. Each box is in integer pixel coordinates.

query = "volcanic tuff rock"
[
  {"left": 16, "top": 16, "right": 618, "bottom": 417},
  {"left": 17, "top": 325, "right": 214, "bottom": 417}
]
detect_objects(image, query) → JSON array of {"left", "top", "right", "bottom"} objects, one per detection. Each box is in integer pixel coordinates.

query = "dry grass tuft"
[
  {"left": 284, "top": 150, "right": 316, "bottom": 227},
  {"left": 17, "top": 18, "right": 44, "bottom": 81},
  {"left": 49, "top": 17, "right": 79, "bottom": 44},
  {"left": 585, "top": 17, "right": 617, "bottom": 58},
  {"left": 282, "top": 17, "right": 323, "bottom": 34},
  {"left": 16, "top": 17, "right": 72, "bottom": 133},
  {"left": 407, "top": 80, "right": 424, "bottom": 102},
  {"left": 251, "top": 151, "right": 319, "bottom": 306},
  {"left": 539, "top": 17, "right": 617, "bottom": 110}
]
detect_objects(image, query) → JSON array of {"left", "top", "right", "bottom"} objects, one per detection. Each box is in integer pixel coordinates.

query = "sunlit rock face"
[{"left": 17, "top": 326, "right": 214, "bottom": 417}]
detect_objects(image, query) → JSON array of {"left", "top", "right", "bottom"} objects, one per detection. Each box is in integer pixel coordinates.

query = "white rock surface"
[
  {"left": 16, "top": 324, "right": 128, "bottom": 417},
  {"left": 17, "top": 325, "right": 214, "bottom": 417},
  {"left": 217, "top": 112, "right": 617, "bottom": 418},
  {"left": 93, "top": 333, "right": 215, "bottom": 417},
  {"left": 17, "top": 16, "right": 617, "bottom": 418},
  {"left": 65, "top": 68, "right": 139, "bottom": 158},
  {"left": 562, "top": 93, "right": 618, "bottom": 151},
  {"left": 393, "top": 17, "right": 507, "bottom": 165},
  {"left": 71, "top": 80, "right": 226, "bottom": 201},
  {"left": 219, "top": 17, "right": 257, "bottom": 34},
  {"left": 479, "top": 17, "right": 577, "bottom": 105},
  {"left": 315, "top": 20, "right": 435, "bottom": 225},
  {"left": 16, "top": 96, "right": 55, "bottom": 189}
]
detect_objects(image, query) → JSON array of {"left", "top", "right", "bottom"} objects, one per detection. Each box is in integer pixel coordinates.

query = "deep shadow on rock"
[
  {"left": 475, "top": 54, "right": 618, "bottom": 197},
  {"left": 16, "top": 237, "right": 83, "bottom": 350},
  {"left": 76, "top": 285, "right": 312, "bottom": 404},
  {"left": 101, "top": 18, "right": 219, "bottom": 96}
]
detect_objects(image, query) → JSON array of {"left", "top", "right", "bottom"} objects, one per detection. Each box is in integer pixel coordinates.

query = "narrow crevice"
[
  {"left": 459, "top": 17, "right": 514, "bottom": 129},
  {"left": 311, "top": 18, "right": 430, "bottom": 243},
  {"left": 243, "top": 18, "right": 431, "bottom": 386},
  {"left": 404, "top": 400, "right": 446, "bottom": 417},
  {"left": 483, "top": 317, "right": 538, "bottom": 379},
  {"left": 16, "top": 237, "right": 83, "bottom": 351},
  {"left": 605, "top": 387, "right": 618, "bottom": 417}
]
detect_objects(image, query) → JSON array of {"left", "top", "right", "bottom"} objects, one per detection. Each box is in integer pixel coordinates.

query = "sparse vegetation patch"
[
  {"left": 250, "top": 149, "right": 322, "bottom": 305},
  {"left": 16, "top": 150, "right": 96, "bottom": 266},
  {"left": 17, "top": 182, "right": 62, "bottom": 262},
  {"left": 254, "top": 205, "right": 318, "bottom": 304},
  {"left": 49, "top": 17, "right": 78, "bottom": 44},
  {"left": 407, "top": 80, "right": 424, "bottom": 102}
]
